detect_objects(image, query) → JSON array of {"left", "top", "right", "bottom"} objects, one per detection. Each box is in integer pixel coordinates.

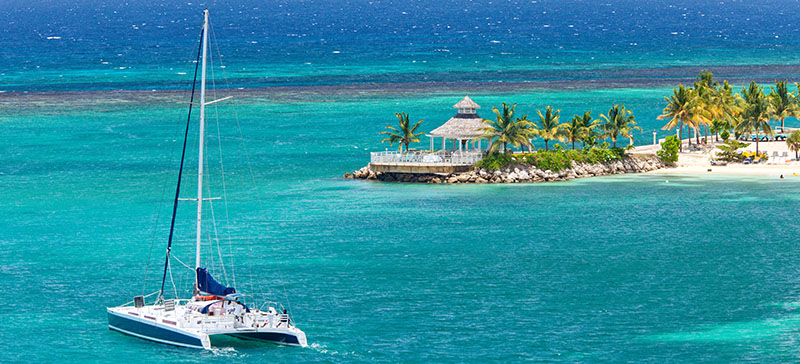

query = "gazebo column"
[
  {"left": 429, "top": 135, "right": 434, "bottom": 151},
  {"left": 441, "top": 138, "right": 446, "bottom": 151}
]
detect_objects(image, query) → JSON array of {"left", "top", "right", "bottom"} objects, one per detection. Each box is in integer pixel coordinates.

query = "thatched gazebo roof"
[
  {"left": 429, "top": 96, "right": 485, "bottom": 139},
  {"left": 452, "top": 95, "right": 480, "bottom": 110}
]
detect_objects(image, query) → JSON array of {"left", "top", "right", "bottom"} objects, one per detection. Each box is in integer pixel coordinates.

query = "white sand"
[{"left": 632, "top": 137, "right": 800, "bottom": 177}]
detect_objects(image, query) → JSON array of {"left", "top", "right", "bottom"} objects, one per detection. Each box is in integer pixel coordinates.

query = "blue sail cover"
[{"left": 196, "top": 267, "right": 236, "bottom": 296}]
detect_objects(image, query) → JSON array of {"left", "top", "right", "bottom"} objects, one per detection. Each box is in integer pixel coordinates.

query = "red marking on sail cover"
[
  {"left": 163, "top": 320, "right": 176, "bottom": 325},
  {"left": 128, "top": 312, "right": 139, "bottom": 316},
  {"left": 145, "top": 316, "right": 156, "bottom": 320}
]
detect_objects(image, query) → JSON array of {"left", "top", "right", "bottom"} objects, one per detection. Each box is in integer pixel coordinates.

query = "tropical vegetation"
[
  {"left": 658, "top": 72, "right": 800, "bottom": 158},
  {"left": 475, "top": 147, "right": 625, "bottom": 172},
  {"left": 380, "top": 112, "right": 424, "bottom": 152},
  {"left": 787, "top": 130, "right": 800, "bottom": 160},
  {"left": 598, "top": 104, "right": 640, "bottom": 148},
  {"left": 657, "top": 135, "right": 679, "bottom": 164},
  {"left": 478, "top": 103, "right": 532, "bottom": 153},
  {"left": 736, "top": 81, "right": 773, "bottom": 155},
  {"left": 474, "top": 102, "right": 638, "bottom": 155},
  {"left": 530, "top": 106, "right": 566, "bottom": 151},
  {"left": 715, "top": 139, "right": 749, "bottom": 162}
]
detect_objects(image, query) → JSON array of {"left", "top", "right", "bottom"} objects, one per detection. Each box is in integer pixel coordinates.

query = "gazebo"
[{"left": 428, "top": 96, "right": 487, "bottom": 151}]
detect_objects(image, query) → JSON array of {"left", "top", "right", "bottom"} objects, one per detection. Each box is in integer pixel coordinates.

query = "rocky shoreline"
[{"left": 344, "top": 154, "right": 666, "bottom": 183}]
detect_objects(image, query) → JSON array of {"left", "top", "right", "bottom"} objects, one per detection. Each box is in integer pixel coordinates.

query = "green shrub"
[
  {"left": 720, "top": 129, "right": 730, "bottom": 141},
  {"left": 475, "top": 152, "right": 513, "bottom": 170},
  {"left": 657, "top": 135, "right": 679, "bottom": 163},
  {"left": 528, "top": 150, "right": 571, "bottom": 171},
  {"left": 476, "top": 147, "right": 625, "bottom": 172},
  {"left": 584, "top": 147, "right": 622, "bottom": 164},
  {"left": 716, "top": 139, "right": 748, "bottom": 162}
]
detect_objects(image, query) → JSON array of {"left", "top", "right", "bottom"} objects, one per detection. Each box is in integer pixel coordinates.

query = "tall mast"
[{"left": 195, "top": 9, "right": 209, "bottom": 281}]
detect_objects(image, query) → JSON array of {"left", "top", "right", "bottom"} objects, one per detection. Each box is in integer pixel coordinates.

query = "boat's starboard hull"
[{"left": 210, "top": 330, "right": 307, "bottom": 347}]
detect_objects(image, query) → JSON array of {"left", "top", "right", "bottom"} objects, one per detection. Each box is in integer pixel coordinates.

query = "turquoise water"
[
  {"left": 3, "top": 93, "right": 800, "bottom": 363},
  {"left": 5, "top": 0, "right": 800, "bottom": 362}
]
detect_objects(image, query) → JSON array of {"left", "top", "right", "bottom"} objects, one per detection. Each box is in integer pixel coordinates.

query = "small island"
[
  {"left": 346, "top": 95, "right": 665, "bottom": 183},
  {"left": 346, "top": 72, "right": 800, "bottom": 183}
]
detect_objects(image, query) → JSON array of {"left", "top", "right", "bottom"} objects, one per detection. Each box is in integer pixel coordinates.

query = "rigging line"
[
  {"left": 214, "top": 74, "right": 236, "bottom": 287},
  {"left": 210, "top": 24, "right": 292, "bottom": 319},
  {"left": 168, "top": 260, "right": 178, "bottom": 299},
  {"left": 208, "top": 23, "right": 242, "bottom": 296},
  {"left": 205, "top": 53, "right": 231, "bottom": 285},
  {"left": 209, "top": 44, "right": 237, "bottom": 290},
  {"left": 141, "top": 36, "right": 199, "bottom": 297},
  {"left": 208, "top": 26, "right": 263, "bottom": 303},
  {"left": 159, "top": 25, "right": 204, "bottom": 303},
  {"left": 208, "top": 197, "right": 230, "bottom": 284},
  {"left": 171, "top": 254, "right": 195, "bottom": 271}
]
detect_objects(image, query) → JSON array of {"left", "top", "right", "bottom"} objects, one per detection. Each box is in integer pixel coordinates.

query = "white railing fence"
[{"left": 370, "top": 151, "right": 484, "bottom": 165}]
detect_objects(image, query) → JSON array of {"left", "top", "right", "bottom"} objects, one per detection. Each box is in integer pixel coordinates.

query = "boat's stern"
[{"left": 294, "top": 327, "right": 308, "bottom": 347}]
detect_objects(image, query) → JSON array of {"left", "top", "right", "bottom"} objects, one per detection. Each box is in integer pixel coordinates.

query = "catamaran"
[{"left": 106, "top": 10, "right": 307, "bottom": 349}]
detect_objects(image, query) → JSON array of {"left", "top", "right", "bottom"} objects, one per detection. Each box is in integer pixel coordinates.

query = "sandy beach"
[{"left": 632, "top": 135, "right": 800, "bottom": 177}]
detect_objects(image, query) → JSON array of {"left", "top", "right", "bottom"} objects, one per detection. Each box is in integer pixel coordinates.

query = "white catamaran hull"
[{"left": 107, "top": 305, "right": 307, "bottom": 349}]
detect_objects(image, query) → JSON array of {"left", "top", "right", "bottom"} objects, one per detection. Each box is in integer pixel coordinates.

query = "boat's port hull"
[{"left": 107, "top": 310, "right": 208, "bottom": 349}]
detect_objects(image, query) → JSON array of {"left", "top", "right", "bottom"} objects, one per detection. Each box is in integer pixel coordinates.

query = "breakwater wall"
[{"left": 344, "top": 154, "right": 665, "bottom": 183}]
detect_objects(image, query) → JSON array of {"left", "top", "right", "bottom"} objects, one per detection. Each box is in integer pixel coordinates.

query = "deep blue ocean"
[{"left": 3, "top": 1, "right": 800, "bottom": 363}]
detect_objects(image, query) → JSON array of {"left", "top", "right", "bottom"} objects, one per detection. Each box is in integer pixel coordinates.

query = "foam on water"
[{"left": 643, "top": 314, "right": 800, "bottom": 343}]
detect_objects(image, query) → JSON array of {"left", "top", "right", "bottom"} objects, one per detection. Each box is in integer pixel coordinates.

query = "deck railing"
[{"left": 370, "top": 151, "right": 485, "bottom": 165}]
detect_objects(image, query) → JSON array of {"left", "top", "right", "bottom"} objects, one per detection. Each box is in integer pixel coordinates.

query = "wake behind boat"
[{"left": 106, "top": 9, "right": 307, "bottom": 349}]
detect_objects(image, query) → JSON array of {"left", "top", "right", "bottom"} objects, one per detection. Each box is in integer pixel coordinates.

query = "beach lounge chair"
[
  {"left": 743, "top": 157, "right": 753, "bottom": 164},
  {"left": 772, "top": 151, "right": 779, "bottom": 159}
]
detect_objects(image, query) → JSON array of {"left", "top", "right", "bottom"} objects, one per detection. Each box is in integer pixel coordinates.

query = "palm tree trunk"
[
  {"left": 781, "top": 118, "right": 785, "bottom": 133},
  {"left": 544, "top": 139, "right": 549, "bottom": 151},
  {"left": 572, "top": 140, "right": 576, "bottom": 150},
  {"left": 612, "top": 137, "right": 616, "bottom": 148},
  {"left": 704, "top": 125, "right": 708, "bottom": 144},
  {"left": 695, "top": 127, "right": 700, "bottom": 145},
  {"left": 679, "top": 123, "right": 683, "bottom": 152},
  {"left": 755, "top": 129, "right": 759, "bottom": 155}
]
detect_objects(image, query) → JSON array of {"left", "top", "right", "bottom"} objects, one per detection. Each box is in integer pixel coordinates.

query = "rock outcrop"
[{"left": 344, "top": 154, "right": 665, "bottom": 184}]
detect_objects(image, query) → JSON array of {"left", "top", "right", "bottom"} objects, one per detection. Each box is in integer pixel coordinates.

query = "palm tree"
[
  {"left": 577, "top": 111, "right": 599, "bottom": 148},
  {"left": 380, "top": 112, "right": 424, "bottom": 152},
  {"left": 769, "top": 80, "right": 796, "bottom": 133},
  {"left": 736, "top": 82, "right": 773, "bottom": 155},
  {"left": 564, "top": 113, "right": 589, "bottom": 149},
  {"left": 693, "top": 71, "right": 720, "bottom": 144},
  {"left": 600, "top": 104, "right": 640, "bottom": 148},
  {"left": 715, "top": 81, "right": 742, "bottom": 137},
  {"left": 658, "top": 85, "right": 700, "bottom": 151},
  {"left": 530, "top": 106, "right": 566, "bottom": 151},
  {"left": 787, "top": 130, "right": 800, "bottom": 160},
  {"left": 478, "top": 103, "right": 532, "bottom": 153}
]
